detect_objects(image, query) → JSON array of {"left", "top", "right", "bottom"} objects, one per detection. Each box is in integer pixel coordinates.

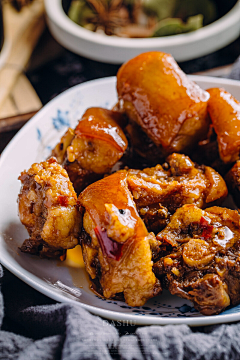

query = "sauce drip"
[{"left": 94, "top": 226, "right": 123, "bottom": 261}]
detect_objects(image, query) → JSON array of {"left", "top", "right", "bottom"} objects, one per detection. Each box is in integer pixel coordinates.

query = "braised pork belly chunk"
[
  {"left": 154, "top": 204, "right": 240, "bottom": 315},
  {"left": 78, "top": 171, "right": 161, "bottom": 307},
  {"left": 52, "top": 107, "right": 128, "bottom": 194},
  {"left": 18, "top": 158, "right": 81, "bottom": 258},
  {"left": 127, "top": 153, "right": 228, "bottom": 233},
  {"left": 193, "top": 88, "right": 240, "bottom": 176},
  {"left": 117, "top": 51, "right": 210, "bottom": 156},
  {"left": 207, "top": 88, "right": 240, "bottom": 164}
]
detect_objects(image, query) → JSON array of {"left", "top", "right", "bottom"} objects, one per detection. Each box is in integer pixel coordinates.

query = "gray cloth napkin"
[
  {"left": 1, "top": 56, "right": 240, "bottom": 360},
  {"left": 2, "top": 263, "right": 240, "bottom": 360}
]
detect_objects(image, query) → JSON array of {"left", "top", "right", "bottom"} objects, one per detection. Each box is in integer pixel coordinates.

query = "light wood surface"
[{"left": 0, "top": 0, "right": 44, "bottom": 122}]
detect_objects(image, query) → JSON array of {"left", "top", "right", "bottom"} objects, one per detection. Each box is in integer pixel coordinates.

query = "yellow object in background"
[{"left": 65, "top": 245, "right": 85, "bottom": 268}]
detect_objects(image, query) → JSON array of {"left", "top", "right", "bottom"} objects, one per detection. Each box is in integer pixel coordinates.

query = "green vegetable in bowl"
[
  {"left": 68, "top": 0, "right": 97, "bottom": 28},
  {"left": 67, "top": 0, "right": 217, "bottom": 38},
  {"left": 152, "top": 15, "right": 203, "bottom": 37}
]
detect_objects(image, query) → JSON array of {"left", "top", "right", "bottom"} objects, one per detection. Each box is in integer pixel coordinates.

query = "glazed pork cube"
[
  {"left": 207, "top": 88, "right": 240, "bottom": 164},
  {"left": 78, "top": 171, "right": 161, "bottom": 307},
  {"left": 117, "top": 51, "right": 210, "bottom": 156},
  {"left": 52, "top": 107, "right": 128, "bottom": 193}
]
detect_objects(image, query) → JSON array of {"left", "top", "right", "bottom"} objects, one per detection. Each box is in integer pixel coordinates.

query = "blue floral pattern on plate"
[
  {"left": 52, "top": 109, "right": 70, "bottom": 131},
  {"left": 95, "top": 295, "right": 201, "bottom": 317}
]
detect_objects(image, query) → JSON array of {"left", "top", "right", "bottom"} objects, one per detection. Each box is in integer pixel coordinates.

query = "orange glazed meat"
[
  {"left": 127, "top": 153, "right": 228, "bottom": 233},
  {"left": 207, "top": 88, "right": 240, "bottom": 164},
  {"left": 78, "top": 171, "right": 161, "bottom": 307},
  {"left": 52, "top": 107, "right": 128, "bottom": 194},
  {"left": 154, "top": 204, "right": 240, "bottom": 315},
  {"left": 117, "top": 51, "right": 210, "bottom": 156},
  {"left": 18, "top": 158, "right": 81, "bottom": 258}
]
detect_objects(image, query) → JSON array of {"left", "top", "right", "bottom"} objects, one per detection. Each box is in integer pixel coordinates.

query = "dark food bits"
[{"left": 154, "top": 205, "right": 240, "bottom": 315}]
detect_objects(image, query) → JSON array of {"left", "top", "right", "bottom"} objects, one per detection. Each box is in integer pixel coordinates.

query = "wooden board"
[{"left": 0, "top": 0, "right": 44, "bottom": 124}]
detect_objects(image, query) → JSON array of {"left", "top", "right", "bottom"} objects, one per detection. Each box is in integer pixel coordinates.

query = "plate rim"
[{"left": 2, "top": 75, "right": 240, "bottom": 326}]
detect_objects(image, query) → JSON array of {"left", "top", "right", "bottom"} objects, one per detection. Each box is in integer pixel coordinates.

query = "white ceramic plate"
[
  {"left": 1, "top": 76, "right": 240, "bottom": 326},
  {"left": 44, "top": 0, "right": 240, "bottom": 64}
]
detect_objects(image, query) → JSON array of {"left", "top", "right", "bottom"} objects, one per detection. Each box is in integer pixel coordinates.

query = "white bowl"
[{"left": 44, "top": 0, "right": 240, "bottom": 64}]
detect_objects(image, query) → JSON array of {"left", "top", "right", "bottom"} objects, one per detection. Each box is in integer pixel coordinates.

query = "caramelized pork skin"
[
  {"left": 78, "top": 171, "right": 161, "bottom": 307},
  {"left": 117, "top": 51, "right": 210, "bottom": 155},
  {"left": 127, "top": 153, "right": 228, "bottom": 233},
  {"left": 52, "top": 107, "right": 128, "bottom": 194},
  {"left": 154, "top": 204, "right": 240, "bottom": 315},
  {"left": 18, "top": 157, "right": 81, "bottom": 258},
  {"left": 207, "top": 88, "right": 240, "bottom": 164}
]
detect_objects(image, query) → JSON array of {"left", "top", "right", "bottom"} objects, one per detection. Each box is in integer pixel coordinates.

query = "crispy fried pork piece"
[
  {"left": 78, "top": 171, "right": 161, "bottom": 307},
  {"left": 18, "top": 157, "right": 81, "bottom": 258},
  {"left": 127, "top": 153, "right": 228, "bottom": 233},
  {"left": 154, "top": 204, "right": 240, "bottom": 315},
  {"left": 225, "top": 160, "right": 240, "bottom": 208},
  {"left": 52, "top": 107, "right": 128, "bottom": 194},
  {"left": 117, "top": 51, "right": 210, "bottom": 156},
  {"left": 207, "top": 88, "right": 240, "bottom": 164}
]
